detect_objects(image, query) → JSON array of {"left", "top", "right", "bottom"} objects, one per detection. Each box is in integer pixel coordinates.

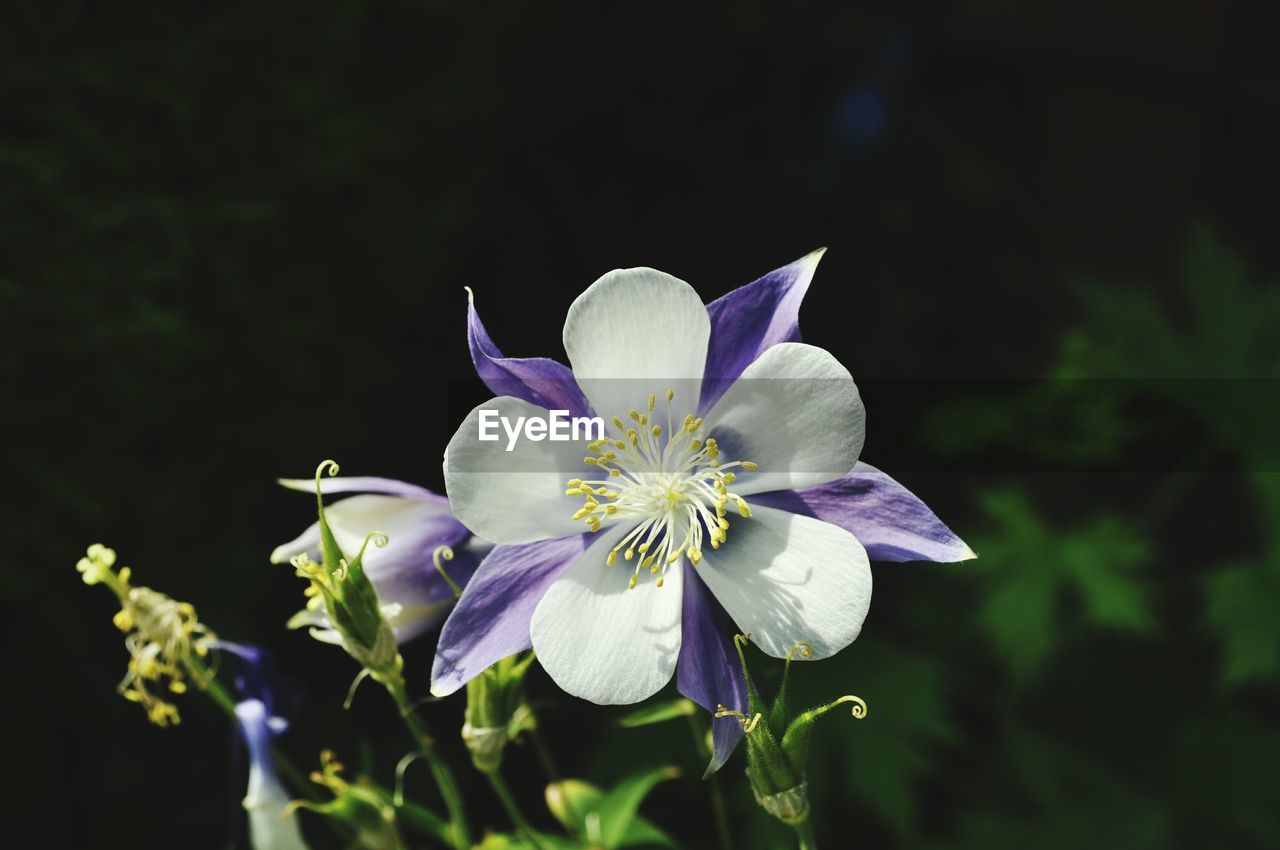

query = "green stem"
[
  {"left": 685, "top": 713, "right": 732, "bottom": 850},
  {"left": 384, "top": 675, "right": 472, "bottom": 850},
  {"left": 793, "top": 818, "right": 819, "bottom": 850},
  {"left": 527, "top": 720, "right": 560, "bottom": 782},
  {"left": 487, "top": 770, "right": 547, "bottom": 850}
]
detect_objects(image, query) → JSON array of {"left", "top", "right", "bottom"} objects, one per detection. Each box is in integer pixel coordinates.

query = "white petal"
[
  {"left": 704, "top": 342, "right": 864, "bottom": 496},
  {"left": 444, "top": 396, "right": 593, "bottom": 544},
  {"left": 270, "top": 523, "right": 321, "bottom": 564},
  {"left": 269, "top": 495, "right": 452, "bottom": 568},
  {"left": 326, "top": 496, "right": 448, "bottom": 571},
  {"left": 531, "top": 524, "right": 683, "bottom": 704},
  {"left": 695, "top": 505, "right": 871, "bottom": 659},
  {"left": 563, "top": 267, "right": 710, "bottom": 419}
]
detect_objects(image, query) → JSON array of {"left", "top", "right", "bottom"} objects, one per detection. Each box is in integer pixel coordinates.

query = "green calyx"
[
  {"left": 719, "top": 634, "right": 868, "bottom": 826},
  {"left": 463, "top": 652, "right": 537, "bottom": 773},
  {"left": 288, "top": 460, "right": 401, "bottom": 679}
]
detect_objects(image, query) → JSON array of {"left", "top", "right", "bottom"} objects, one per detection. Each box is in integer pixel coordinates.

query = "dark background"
[{"left": 6, "top": 2, "right": 1280, "bottom": 848}]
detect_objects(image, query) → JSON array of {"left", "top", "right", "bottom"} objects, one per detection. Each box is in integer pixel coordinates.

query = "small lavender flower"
[
  {"left": 432, "top": 252, "right": 973, "bottom": 773},
  {"left": 236, "top": 698, "right": 310, "bottom": 850}
]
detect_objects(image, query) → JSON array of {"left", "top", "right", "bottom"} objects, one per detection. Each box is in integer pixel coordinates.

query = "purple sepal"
[
  {"left": 676, "top": 566, "right": 747, "bottom": 777},
  {"left": 752, "top": 462, "right": 975, "bottom": 562},
  {"left": 469, "top": 295, "right": 592, "bottom": 416},
  {"left": 431, "top": 534, "right": 591, "bottom": 696},
  {"left": 700, "top": 250, "right": 824, "bottom": 412},
  {"left": 364, "top": 513, "right": 475, "bottom": 607}
]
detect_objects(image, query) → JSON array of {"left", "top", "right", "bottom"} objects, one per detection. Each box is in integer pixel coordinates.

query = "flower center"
[{"left": 565, "top": 389, "right": 757, "bottom": 589}]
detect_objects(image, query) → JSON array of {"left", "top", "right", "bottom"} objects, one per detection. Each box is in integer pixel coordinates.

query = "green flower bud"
[
  {"left": 717, "top": 635, "right": 867, "bottom": 827},
  {"left": 461, "top": 650, "right": 536, "bottom": 773}
]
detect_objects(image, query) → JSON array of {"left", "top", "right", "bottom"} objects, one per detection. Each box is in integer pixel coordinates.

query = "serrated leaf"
[{"left": 969, "top": 489, "right": 1154, "bottom": 680}]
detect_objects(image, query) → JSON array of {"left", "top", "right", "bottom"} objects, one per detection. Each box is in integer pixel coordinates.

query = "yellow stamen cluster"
[
  {"left": 77, "top": 544, "right": 216, "bottom": 727},
  {"left": 565, "top": 389, "right": 759, "bottom": 589},
  {"left": 290, "top": 530, "right": 389, "bottom": 614}
]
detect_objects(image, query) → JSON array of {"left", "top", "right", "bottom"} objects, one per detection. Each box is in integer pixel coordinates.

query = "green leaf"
[
  {"left": 595, "top": 766, "right": 680, "bottom": 849},
  {"left": 616, "top": 699, "right": 696, "bottom": 728},
  {"left": 969, "top": 489, "right": 1154, "bottom": 680},
  {"left": 544, "top": 778, "right": 678, "bottom": 849},
  {"left": 545, "top": 779, "right": 601, "bottom": 835},
  {"left": 1203, "top": 562, "right": 1280, "bottom": 685}
]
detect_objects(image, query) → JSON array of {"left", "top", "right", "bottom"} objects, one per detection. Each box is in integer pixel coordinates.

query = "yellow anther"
[
  {"left": 741, "top": 461, "right": 758, "bottom": 470},
  {"left": 605, "top": 505, "right": 618, "bottom": 514},
  {"left": 607, "top": 551, "right": 617, "bottom": 566},
  {"left": 629, "top": 410, "right": 641, "bottom": 421},
  {"left": 628, "top": 575, "right": 638, "bottom": 590},
  {"left": 613, "top": 417, "right": 625, "bottom": 430},
  {"left": 584, "top": 456, "right": 598, "bottom": 465},
  {"left": 666, "top": 388, "right": 675, "bottom": 401},
  {"left": 652, "top": 425, "right": 662, "bottom": 437},
  {"left": 688, "top": 549, "right": 702, "bottom": 565},
  {"left": 656, "top": 576, "right": 665, "bottom": 588},
  {"left": 648, "top": 393, "right": 656, "bottom": 411},
  {"left": 735, "top": 498, "right": 752, "bottom": 518}
]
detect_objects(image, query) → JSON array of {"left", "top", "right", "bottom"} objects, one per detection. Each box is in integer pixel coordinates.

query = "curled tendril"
[
  {"left": 314, "top": 459, "right": 340, "bottom": 514},
  {"left": 831, "top": 694, "right": 868, "bottom": 719},
  {"left": 365, "top": 530, "right": 390, "bottom": 549},
  {"left": 786, "top": 641, "right": 814, "bottom": 662},
  {"left": 733, "top": 633, "right": 752, "bottom": 651},
  {"left": 433, "top": 545, "right": 462, "bottom": 598}
]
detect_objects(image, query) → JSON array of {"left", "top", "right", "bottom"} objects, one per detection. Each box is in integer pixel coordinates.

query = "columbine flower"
[
  {"left": 432, "top": 252, "right": 973, "bottom": 772},
  {"left": 76, "top": 543, "right": 217, "bottom": 726},
  {"left": 236, "top": 698, "right": 311, "bottom": 850},
  {"left": 271, "top": 469, "right": 485, "bottom": 645}
]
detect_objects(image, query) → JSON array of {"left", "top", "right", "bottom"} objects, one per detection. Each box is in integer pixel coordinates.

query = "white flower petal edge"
[
  {"left": 695, "top": 504, "right": 871, "bottom": 659},
  {"left": 444, "top": 396, "right": 591, "bottom": 545},
  {"left": 705, "top": 342, "right": 865, "bottom": 497},
  {"left": 530, "top": 523, "right": 684, "bottom": 705},
  {"left": 269, "top": 495, "right": 452, "bottom": 566},
  {"left": 563, "top": 267, "right": 710, "bottom": 420}
]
